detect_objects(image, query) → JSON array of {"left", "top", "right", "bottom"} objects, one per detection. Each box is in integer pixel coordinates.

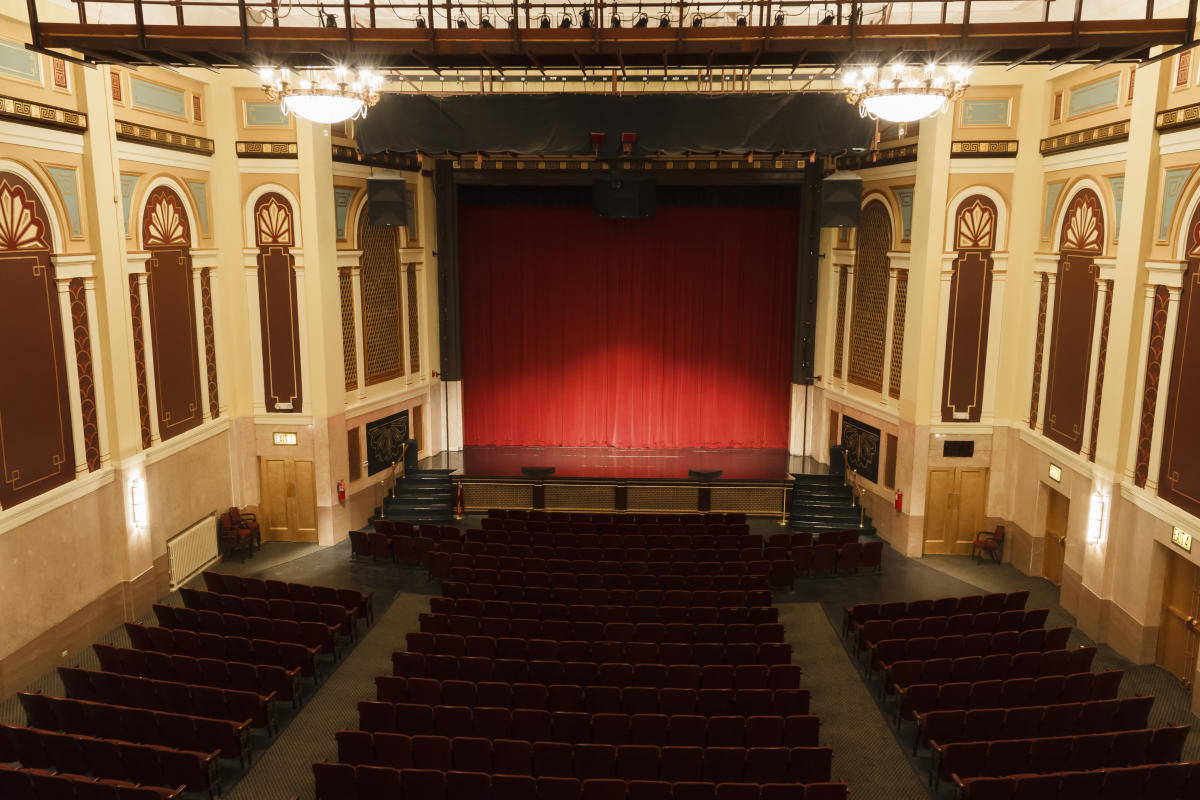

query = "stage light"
[
  {"left": 480, "top": 15, "right": 493, "bottom": 28},
  {"left": 560, "top": 13, "right": 573, "bottom": 28},
  {"left": 736, "top": 14, "right": 747, "bottom": 26},
  {"left": 540, "top": 14, "right": 551, "bottom": 27},
  {"left": 611, "top": 12, "right": 621, "bottom": 27},
  {"left": 659, "top": 13, "right": 670, "bottom": 27},
  {"left": 820, "top": 12, "right": 835, "bottom": 24},
  {"left": 415, "top": 15, "right": 426, "bottom": 27},
  {"left": 774, "top": 11, "right": 785, "bottom": 25},
  {"left": 456, "top": 14, "right": 468, "bottom": 28},
  {"left": 692, "top": 14, "right": 703, "bottom": 26},
  {"left": 634, "top": 12, "right": 649, "bottom": 27},
  {"left": 509, "top": 15, "right": 518, "bottom": 27},
  {"left": 580, "top": 9, "right": 592, "bottom": 27},
  {"left": 322, "top": 11, "right": 339, "bottom": 27}
]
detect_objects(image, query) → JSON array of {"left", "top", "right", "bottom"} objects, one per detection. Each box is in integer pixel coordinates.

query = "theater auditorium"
[{"left": 2, "top": 1, "right": 1200, "bottom": 798}]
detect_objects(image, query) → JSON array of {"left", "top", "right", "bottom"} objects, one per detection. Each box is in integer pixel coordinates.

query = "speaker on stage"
[
  {"left": 820, "top": 172, "right": 862, "bottom": 228},
  {"left": 366, "top": 178, "right": 408, "bottom": 227},
  {"left": 688, "top": 469, "right": 723, "bottom": 481},
  {"left": 521, "top": 466, "right": 556, "bottom": 478},
  {"left": 593, "top": 177, "right": 656, "bottom": 219}
]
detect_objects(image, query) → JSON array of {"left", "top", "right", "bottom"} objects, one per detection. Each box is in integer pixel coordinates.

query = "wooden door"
[
  {"left": 259, "top": 457, "right": 318, "bottom": 542},
  {"left": 923, "top": 467, "right": 989, "bottom": 555},
  {"left": 1042, "top": 488, "right": 1069, "bottom": 585},
  {"left": 1157, "top": 550, "right": 1200, "bottom": 683},
  {"left": 413, "top": 404, "right": 425, "bottom": 456},
  {"left": 923, "top": 468, "right": 956, "bottom": 554}
]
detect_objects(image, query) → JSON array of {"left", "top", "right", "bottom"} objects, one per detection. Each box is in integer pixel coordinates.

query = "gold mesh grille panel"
[
  {"left": 545, "top": 484, "right": 617, "bottom": 511},
  {"left": 628, "top": 485, "right": 699, "bottom": 511},
  {"left": 889, "top": 270, "right": 908, "bottom": 400},
  {"left": 834, "top": 266, "right": 847, "bottom": 378},
  {"left": 848, "top": 202, "right": 892, "bottom": 392},
  {"left": 407, "top": 264, "right": 420, "bottom": 375},
  {"left": 710, "top": 487, "right": 787, "bottom": 515},
  {"left": 462, "top": 483, "right": 533, "bottom": 510},
  {"left": 360, "top": 222, "right": 403, "bottom": 385},
  {"left": 340, "top": 268, "right": 357, "bottom": 390}
]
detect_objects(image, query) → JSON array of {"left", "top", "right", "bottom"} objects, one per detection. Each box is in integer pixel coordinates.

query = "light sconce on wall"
[
  {"left": 129, "top": 478, "right": 148, "bottom": 533},
  {"left": 1087, "top": 491, "right": 1109, "bottom": 545}
]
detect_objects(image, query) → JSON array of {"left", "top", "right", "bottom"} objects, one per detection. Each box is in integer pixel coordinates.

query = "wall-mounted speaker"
[
  {"left": 592, "top": 177, "right": 656, "bottom": 219},
  {"left": 820, "top": 172, "right": 862, "bottom": 228},
  {"left": 366, "top": 178, "right": 408, "bottom": 227}
]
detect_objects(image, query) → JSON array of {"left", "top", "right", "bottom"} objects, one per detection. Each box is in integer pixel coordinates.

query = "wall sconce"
[
  {"left": 129, "top": 478, "right": 148, "bottom": 532},
  {"left": 1087, "top": 491, "right": 1108, "bottom": 545}
]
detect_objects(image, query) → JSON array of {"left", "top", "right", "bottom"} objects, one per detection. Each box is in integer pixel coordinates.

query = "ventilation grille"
[
  {"left": 360, "top": 223, "right": 403, "bottom": 385},
  {"left": 166, "top": 514, "right": 218, "bottom": 590}
]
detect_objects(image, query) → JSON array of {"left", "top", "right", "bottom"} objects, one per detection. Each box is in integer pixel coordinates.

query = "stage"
[{"left": 422, "top": 448, "right": 829, "bottom": 518}]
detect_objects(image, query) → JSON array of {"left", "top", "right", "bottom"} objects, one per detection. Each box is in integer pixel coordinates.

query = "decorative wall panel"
[
  {"left": 833, "top": 266, "right": 847, "bottom": 379},
  {"left": 359, "top": 220, "right": 403, "bottom": 385},
  {"left": 200, "top": 268, "right": 219, "bottom": 419},
  {"left": 407, "top": 263, "right": 420, "bottom": 375},
  {"left": 366, "top": 410, "right": 409, "bottom": 475},
  {"left": 0, "top": 173, "right": 75, "bottom": 507},
  {"left": 1135, "top": 285, "right": 1170, "bottom": 488},
  {"left": 1043, "top": 190, "right": 1103, "bottom": 454},
  {"left": 68, "top": 278, "right": 100, "bottom": 471},
  {"left": 1159, "top": 208, "right": 1200, "bottom": 516},
  {"left": 847, "top": 201, "right": 892, "bottom": 392},
  {"left": 253, "top": 192, "right": 302, "bottom": 413},
  {"left": 141, "top": 185, "right": 203, "bottom": 441},
  {"left": 340, "top": 268, "right": 357, "bottom": 390},
  {"left": 1029, "top": 274, "right": 1049, "bottom": 428},
  {"left": 889, "top": 270, "right": 907, "bottom": 400},
  {"left": 1087, "top": 280, "right": 1113, "bottom": 461},
  {"left": 840, "top": 416, "right": 881, "bottom": 483},
  {"left": 942, "top": 195, "right": 997, "bottom": 422},
  {"left": 129, "top": 274, "right": 152, "bottom": 449}
]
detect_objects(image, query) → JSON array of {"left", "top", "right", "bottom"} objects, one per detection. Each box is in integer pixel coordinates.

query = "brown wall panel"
[
  {"left": 942, "top": 195, "right": 997, "bottom": 422},
  {"left": 1135, "top": 286, "right": 1170, "bottom": 488},
  {"left": 1159, "top": 208, "right": 1200, "bottom": 516},
  {"left": 1028, "top": 274, "right": 1049, "bottom": 429},
  {"left": 0, "top": 173, "right": 75, "bottom": 508},
  {"left": 847, "top": 201, "right": 892, "bottom": 392},
  {"left": 254, "top": 193, "right": 303, "bottom": 413}
]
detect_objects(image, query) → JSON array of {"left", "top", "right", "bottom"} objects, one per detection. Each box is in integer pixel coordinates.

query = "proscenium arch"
[
  {"left": 0, "top": 159, "right": 68, "bottom": 253},
  {"left": 944, "top": 185, "right": 1010, "bottom": 252},
  {"left": 243, "top": 183, "right": 303, "bottom": 250},
  {"left": 1051, "top": 178, "right": 1111, "bottom": 257},
  {"left": 137, "top": 175, "right": 201, "bottom": 250},
  {"left": 1171, "top": 175, "right": 1200, "bottom": 261}
]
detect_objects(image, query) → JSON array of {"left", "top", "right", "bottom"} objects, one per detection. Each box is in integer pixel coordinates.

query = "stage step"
[
  {"left": 382, "top": 469, "right": 457, "bottom": 523},
  {"left": 788, "top": 472, "right": 873, "bottom": 535}
]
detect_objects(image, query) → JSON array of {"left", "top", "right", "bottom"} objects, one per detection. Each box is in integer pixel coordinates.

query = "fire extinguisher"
[
  {"left": 894, "top": 490, "right": 903, "bottom": 512},
  {"left": 337, "top": 480, "right": 346, "bottom": 503}
]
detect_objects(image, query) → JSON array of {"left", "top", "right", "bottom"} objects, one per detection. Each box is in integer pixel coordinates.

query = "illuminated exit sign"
[
  {"left": 1172, "top": 526, "right": 1192, "bottom": 553},
  {"left": 273, "top": 432, "right": 298, "bottom": 446}
]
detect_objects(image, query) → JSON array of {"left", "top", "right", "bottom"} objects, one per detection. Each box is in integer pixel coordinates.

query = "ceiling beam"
[
  {"left": 116, "top": 48, "right": 178, "bottom": 72},
  {"left": 209, "top": 50, "right": 258, "bottom": 70},
  {"left": 1091, "top": 42, "right": 1150, "bottom": 70},
  {"left": 1048, "top": 43, "right": 1099, "bottom": 71},
  {"left": 161, "top": 48, "right": 219, "bottom": 72},
  {"left": 1004, "top": 44, "right": 1051, "bottom": 70}
]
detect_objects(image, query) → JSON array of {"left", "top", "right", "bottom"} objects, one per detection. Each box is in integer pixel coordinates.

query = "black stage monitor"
[
  {"left": 593, "top": 177, "right": 656, "bottom": 219},
  {"left": 521, "top": 466, "right": 556, "bottom": 478},
  {"left": 688, "top": 469, "right": 723, "bottom": 481},
  {"left": 820, "top": 172, "right": 862, "bottom": 228},
  {"left": 367, "top": 178, "right": 408, "bottom": 227}
]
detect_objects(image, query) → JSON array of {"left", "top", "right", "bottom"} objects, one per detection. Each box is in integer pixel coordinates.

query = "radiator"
[{"left": 167, "top": 514, "right": 219, "bottom": 590}]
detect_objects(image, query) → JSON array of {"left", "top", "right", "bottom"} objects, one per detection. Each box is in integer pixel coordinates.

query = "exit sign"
[
  {"left": 1172, "top": 527, "right": 1192, "bottom": 553},
  {"left": 273, "top": 432, "right": 298, "bottom": 446},
  {"left": 1048, "top": 464, "right": 1062, "bottom": 482}
]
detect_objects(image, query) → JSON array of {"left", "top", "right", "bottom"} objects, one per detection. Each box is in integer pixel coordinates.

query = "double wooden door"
[
  {"left": 1157, "top": 549, "right": 1200, "bottom": 685},
  {"left": 923, "top": 467, "right": 989, "bottom": 555},
  {"left": 259, "top": 457, "right": 318, "bottom": 542},
  {"left": 1042, "top": 488, "right": 1069, "bottom": 585}
]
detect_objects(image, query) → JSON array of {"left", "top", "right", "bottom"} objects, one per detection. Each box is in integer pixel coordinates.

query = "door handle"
[
  {"left": 1057, "top": 535, "right": 1067, "bottom": 546},
  {"left": 288, "top": 482, "right": 296, "bottom": 498}
]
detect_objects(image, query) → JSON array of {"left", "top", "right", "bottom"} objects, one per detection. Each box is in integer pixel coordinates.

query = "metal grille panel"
[
  {"left": 889, "top": 270, "right": 908, "bottom": 399},
  {"left": 628, "top": 485, "right": 698, "bottom": 511},
  {"left": 340, "top": 268, "right": 357, "bottom": 390},
  {"left": 710, "top": 486, "right": 787, "bottom": 515},
  {"left": 360, "top": 222, "right": 403, "bottom": 385},
  {"left": 545, "top": 484, "right": 617, "bottom": 511},
  {"left": 407, "top": 264, "right": 420, "bottom": 375},
  {"left": 462, "top": 483, "right": 533, "bottom": 510},
  {"left": 834, "top": 266, "right": 847, "bottom": 378},
  {"left": 848, "top": 202, "right": 892, "bottom": 392}
]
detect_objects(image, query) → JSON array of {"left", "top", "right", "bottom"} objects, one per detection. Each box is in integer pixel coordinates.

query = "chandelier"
[
  {"left": 259, "top": 66, "right": 383, "bottom": 125},
  {"left": 843, "top": 63, "right": 970, "bottom": 123}
]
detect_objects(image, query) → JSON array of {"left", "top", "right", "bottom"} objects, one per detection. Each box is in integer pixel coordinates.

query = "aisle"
[{"left": 779, "top": 603, "right": 930, "bottom": 800}]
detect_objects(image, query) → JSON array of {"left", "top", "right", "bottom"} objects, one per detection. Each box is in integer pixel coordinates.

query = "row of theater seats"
[
  {"left": 200, "top": 572, "right": 374, "bottom": 625},
  {"left": 896, "top": 672, "right": 1123, "bottom": 724},
  {"left": 0, "top": 762, "right": 182, "bottom": 800},
  {"left": 444, "top": 557, "right": 796, "bottom": 581},
  {"left": 428, "top": 599, "right": 779, "bottom": 625},
  {"left": 418, "top": 616, "right": 785, "bottom": 644},
  {"left": 479, "top": 521, "right": 753, "bottom": 536},
  {"left": 0, "top": 723, "right": 217, "bottom": 797},
  {"left": 444, "top": 570, "right": 774, "bottom": 591},
  {"left": 313, "top": 760, "right": 846, "bottom": 800},
  {"left": 18, "top": 691, "right": 249, "bottom": 765},
  {"left": 358, "top": 703, "right": 821, "bottom": 748},
  {"left": 843, "top": 592, "right": 1031, "bottom": 637},
  {"left": 149, "top": 604, "right": 342, "bottom": 660},
  {"left": 486, "top": 511, "right": 750, "bottom": 524},
  {"left": 932, "top": 725, "right": 1191, "bottom": 787},
  {"left": 855, "top": 609, "right": 1051, "bottom": 654},
  {"left": 94, "top": 643, "right": 302, "bottom": 706},
  {"left": 879, "top": 648, "right": 1098, "bottom": 697},
  {"left": 126, "top": 622, "right": 321, "bottom": 679},
  {"left": 954, "top": 760, "right": 1200, "bottom": 800},
  {"left": 866, "top": 627, "right": 1073, "bottom": 676},
  {"left": 912, "top": 695, "right": 1154, "bottom": 752},
  {"left": 392, "top": 654, "right": 805, "bottom": 691},
  {"left": 178, "top": 588, "right": 356, "bottom": 636},
  {"left": 57, "top": 665, "right": 275, "bottom": 732},
  {"left": 404, "top": 632, "right": 793, "bottom": 666},
  {"left": 442, "top": 579, "right": 770, "bottom": 602}
]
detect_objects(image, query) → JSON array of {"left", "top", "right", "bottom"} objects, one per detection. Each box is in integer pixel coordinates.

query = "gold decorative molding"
[
  {"left": 951, "top": 140, "right": 1019, "bottom": 158},
  {"left": 237, "top": 141, "right": 298, "bottom": 158},
  {"left": 332, "top": 144, "right": 418, "bottom": 170},
  {"left": 0, "top": 94, "right": 86, "bottom": 133},
  {"left": 1157, "top": 102, "right": 1200, "bottom": 134},
  {"left": 1039, "top": 120, "right": 1129, "bottom": 156},
  {"left": 115, "top": 120, "right": 214, "bottom": 156},
  {"left": 450, "top": 155, "right": 812, "bottom": 172},
  {"left": 838, "top": 144, "right": 919, "bottom": 171}
]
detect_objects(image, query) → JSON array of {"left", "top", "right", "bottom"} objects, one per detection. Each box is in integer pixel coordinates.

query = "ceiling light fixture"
[
  {"left": 843, "top": 62, "right": 970, "bottom": 123},
  {"left": 260, "top": 66, "right": 383, "bottom": 125}
]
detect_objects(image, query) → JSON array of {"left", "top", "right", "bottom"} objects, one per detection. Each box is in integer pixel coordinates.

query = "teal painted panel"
[
  {"left": 1107, "top": 177, "right": 1125, "bottom": 240},
  {"left": 187, "top": 180, "right": 210, "bottom": 235},
  {"left": 119, "top": 174, "right": 139, "bottom": 232},
  {"left": 245, "top": 101, "right": 290, "bottom": 127},
  {"left": 334, "top": 188, "right": 356, "bottom": 239},
  {"left": 895, "top": 187, "right": 914, "bottom": 241},
  {"left": 1067, "top": 75, "right": 1120, "bottom": 117},
  {"left": 0, "top": 39, "right": 40, "bottom": 82},
  {"left": 130, "top": 76, "right": 186, "bottom": 117},
  {"left": 1159, "top": 168, "right": 1193, "bottom": 241},
  {"left": 45, "top": 167, "right": 81, "bottom": 238},
  {"left": 1043, "top": 182, "right": 1065, "bottom": 239},
  {"left": 961, "top": 99, "right": 1010, "bottom": 127}
]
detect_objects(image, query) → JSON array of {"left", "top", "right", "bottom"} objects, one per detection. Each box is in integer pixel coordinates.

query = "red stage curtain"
[{"left": 460, "top": 204, "right": 797, "bottom": 448}]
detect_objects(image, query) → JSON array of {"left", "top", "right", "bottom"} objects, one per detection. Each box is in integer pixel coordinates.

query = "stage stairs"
[
  {"left": 788, "top": 473, "right": 876, "bottom": 537},
  {"left": 380, "top": 468, "right": 456, "bottom": 524}
]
